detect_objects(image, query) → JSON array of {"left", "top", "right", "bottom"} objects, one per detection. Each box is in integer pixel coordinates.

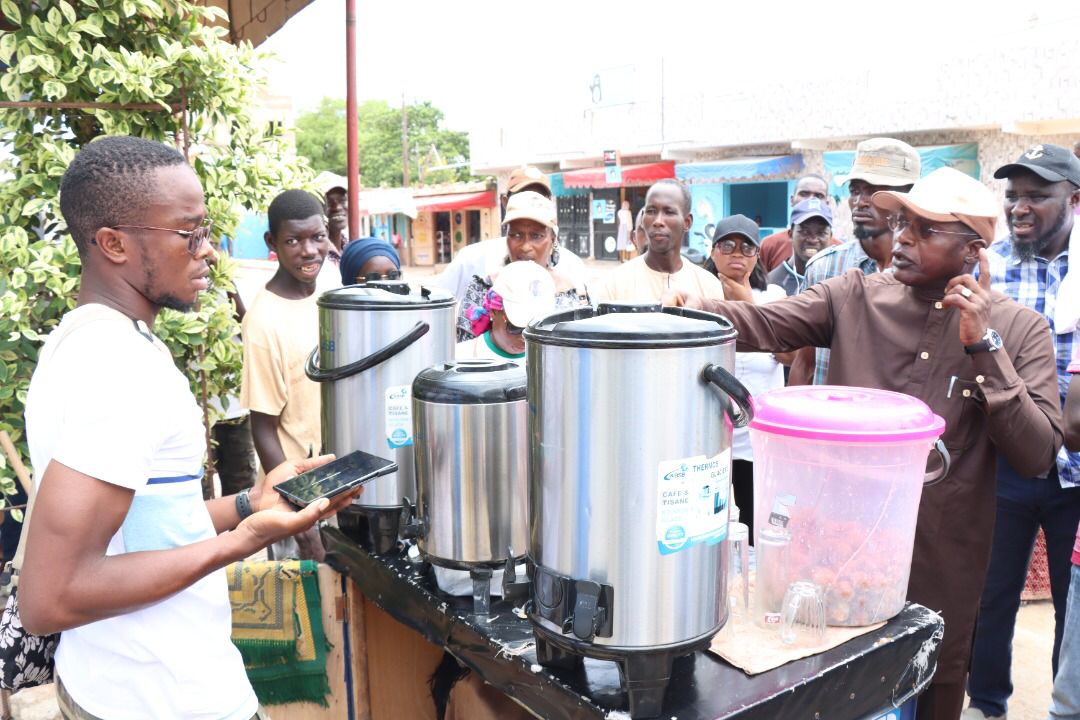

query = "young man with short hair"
[
  {"left": 241, "top": 189, "right": 331, "bottom": 559},
  {"left": 590, "top": 179, "right": 725, "bottom": 303},
  {"left": 21, "top": 136, "right": 353, "bottom": 719}
]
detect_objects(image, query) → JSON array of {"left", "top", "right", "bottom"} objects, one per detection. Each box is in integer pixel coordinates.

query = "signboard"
[
  {"left": 603, "top": 149, "right": 622, "bottom": 185},
  {"left": 591, "top": 198, "right": 616, "bottom": 224}
]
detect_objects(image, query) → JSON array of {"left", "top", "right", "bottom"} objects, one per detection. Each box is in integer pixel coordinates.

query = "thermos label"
[
  {"left": 655, "top": 449, "right": 731, "bottom": 556},
  {"left": 384, "top": 384, "right": 414, "bottom": 449}
]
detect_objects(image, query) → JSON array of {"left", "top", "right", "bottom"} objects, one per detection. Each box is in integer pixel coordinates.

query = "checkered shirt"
[
  {"left": 803, "top": 239, "right": 882, "bottom": 384},
  {"left": 986, "top": 234, "right": 1079, "bottom": 488}
]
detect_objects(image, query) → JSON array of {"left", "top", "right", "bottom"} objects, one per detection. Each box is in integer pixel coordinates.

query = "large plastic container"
[{"left": 750, "top": 386, "right": 946, "bottom": 627}]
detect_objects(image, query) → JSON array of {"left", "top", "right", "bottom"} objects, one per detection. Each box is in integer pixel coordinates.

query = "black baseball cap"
[
  {"left": 711, "top": 214, "right": 760, "bottom": 246},
  {"left": 993, "top": 143, "right": 1080, "bottom": 187}
]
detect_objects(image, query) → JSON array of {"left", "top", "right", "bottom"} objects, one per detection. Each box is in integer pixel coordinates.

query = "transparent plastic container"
[{"left": 750, "top": 386, "right": 946, "bottom": 626}]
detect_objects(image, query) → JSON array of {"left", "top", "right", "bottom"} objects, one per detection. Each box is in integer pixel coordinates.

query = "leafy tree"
[
  {"left": 295, "top": 97, "right": 474, "bottom": 186},
  {"left": 0, "top": 0, "right": 314, "bottom": 505}
]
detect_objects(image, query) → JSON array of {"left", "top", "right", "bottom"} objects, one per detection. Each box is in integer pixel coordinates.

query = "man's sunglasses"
[{"left": 106, "top": 221, "right": 214, "bottom": 256}]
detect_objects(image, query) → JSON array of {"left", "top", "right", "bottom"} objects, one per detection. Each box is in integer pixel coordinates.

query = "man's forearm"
[
  {"left": 22, "top": 524, "right": 254, "bottom": 635},
  {"left": 975, "top": 322, "right": 1064, "bottom": 477},
  {"left": 1066, "top": 374, "right": 1080, "bottom": 452},
  {"left": 207, "top": 495, "right": 244, "bottom": 534},
  {"left": 250, "top": 411, "right": 287, "bottom": 470}
]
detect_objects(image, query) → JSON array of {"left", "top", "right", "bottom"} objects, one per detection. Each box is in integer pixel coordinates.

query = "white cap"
[
  {"left": 491, "top": 261, "right": 557, "bottom": 328},
  {"left": 872, "top": 167, "right": 998, "bottom": 244}
]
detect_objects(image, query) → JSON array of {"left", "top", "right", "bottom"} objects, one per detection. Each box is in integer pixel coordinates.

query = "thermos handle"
[
  {"left": 922, "top": 439, "right": 952, "bottom": 487},
  {"left": 305, "top": 321, "right": 430, "bottom": 383},
  {"left": 702, "top": 363, "right": 755, "bottom": 429}
]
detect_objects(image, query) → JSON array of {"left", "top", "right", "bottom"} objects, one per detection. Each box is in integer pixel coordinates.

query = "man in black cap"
[
  {"left": 963, "top": 143, "right": 1080, "bottom": 720},
  {"left": 766, "top": 198, "right": 833, "bottom": 297}
]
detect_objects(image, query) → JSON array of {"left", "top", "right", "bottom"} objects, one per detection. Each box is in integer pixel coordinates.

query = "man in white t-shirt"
[
  {"left": 20, "top": 136, "right": 357, "bottom": 720},
  {"left": 590, "top": 179, "right": 725, "bottom": 304},
  {"left": 435, "top": 165, "right": 587, "bottom": 300}
]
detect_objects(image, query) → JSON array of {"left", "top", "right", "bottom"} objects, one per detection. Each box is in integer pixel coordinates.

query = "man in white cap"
[
  {"left": 963, "top": 144, "right": 1080, "bottom": 720},
  {"left": 313, "top": 171, "right": 349, "bottom": 292},
  {"left": 436, "top": 166, "right": 586, "bottom": 302},
  {"left": 456, "top": 261, "right": 556, "bottom": 362},
  {"left": 315, "top": 171, "right": 350, "bottom": 253},
  {"left": 793, "top": 138, "right": 921, "bottom": 385},
  {"left": 663, "top": 167, "right": 1063, "bottom": 720}
]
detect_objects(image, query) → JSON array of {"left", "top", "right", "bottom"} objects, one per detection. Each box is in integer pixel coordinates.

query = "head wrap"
[
  {"left": 340, "top": 237, "right": 401, "bottom": 285},
  {"left": 465, "top": 289, "right": 504, "bottom": 337}
]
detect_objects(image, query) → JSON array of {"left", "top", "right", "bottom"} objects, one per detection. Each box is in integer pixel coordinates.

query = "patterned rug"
[{"left": 227, "top": 560, "right": 330, "bottom": 707}]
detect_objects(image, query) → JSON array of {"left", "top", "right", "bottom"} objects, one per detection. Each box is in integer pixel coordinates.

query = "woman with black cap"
[{"left": 703, "top": 215, "right": 787, "bottom": 542}]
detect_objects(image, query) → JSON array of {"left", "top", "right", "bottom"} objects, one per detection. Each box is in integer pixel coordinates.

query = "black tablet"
[{"left": 273, "top": 450, "right": 397, "bottom": 509}]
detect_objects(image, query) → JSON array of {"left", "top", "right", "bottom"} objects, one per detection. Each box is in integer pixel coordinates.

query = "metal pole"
[
  {"left": 345, "top": 0, "right": 360, "bottom": 241},
  {"left": 401, "top": 95, "right": 415, "bottom": 266}
]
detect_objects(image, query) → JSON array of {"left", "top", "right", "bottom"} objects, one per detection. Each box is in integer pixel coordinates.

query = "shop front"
[
  {"left": 675, "top": 155, "right": 805, "bottom": 256},
  {"left": 409, "top": 182, "right": 500, "bottom": 266}
]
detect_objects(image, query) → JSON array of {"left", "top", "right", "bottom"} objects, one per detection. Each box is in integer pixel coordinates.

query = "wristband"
[{"left": 235, "top": 489, "right": 254, "bottom": 520}]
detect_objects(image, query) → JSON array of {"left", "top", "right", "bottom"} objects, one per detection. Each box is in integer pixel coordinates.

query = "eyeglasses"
[
  {"left": 364, "top": 270, "right": 402, "bottom": 281},
  {"left": 507, "top": 230, "right": 549, "bottom": 243},
  {"left": 886, "top": 214, "right": 980, "bottom": 239},
  {"left": 713, "top": 239, "right": 760, "bottom": 257},
  {"left": 110, "top": 220, "right": 214, "bottom": 256}
]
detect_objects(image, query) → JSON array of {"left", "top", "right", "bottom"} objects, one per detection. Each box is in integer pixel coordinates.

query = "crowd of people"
[{"left": 10, "top": 133, "right": 1080, "bottom": 720}]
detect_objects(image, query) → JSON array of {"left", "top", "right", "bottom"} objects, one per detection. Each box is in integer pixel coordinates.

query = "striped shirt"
[
  {"left": 986, "top": 231, "right": 1079, "bottom": 488},
  {"left": 803, "top": 238, "right": 883, "bottom": 384}
]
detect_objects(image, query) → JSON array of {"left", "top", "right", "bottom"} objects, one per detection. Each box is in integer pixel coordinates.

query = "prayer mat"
[{"left": 227, "top": 560, "right": 331, "bottom": 707}]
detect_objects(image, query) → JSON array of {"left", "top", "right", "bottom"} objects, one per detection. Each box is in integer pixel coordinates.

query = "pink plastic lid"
[{"left": 749, "top": 385, "right": 946, "bottom": 443}]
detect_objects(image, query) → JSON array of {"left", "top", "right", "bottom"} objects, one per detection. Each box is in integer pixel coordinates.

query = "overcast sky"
[{"left": 258, "top": 0, "right": 1080, "bottom": 134}]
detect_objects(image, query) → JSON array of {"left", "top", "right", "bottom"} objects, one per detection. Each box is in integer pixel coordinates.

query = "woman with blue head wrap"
[{"left": 339, "top": 237, "right": 401, "bottom": 285}]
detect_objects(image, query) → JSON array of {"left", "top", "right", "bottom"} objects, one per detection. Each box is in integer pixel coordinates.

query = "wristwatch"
[
  {"left": 235, "top": 489, "right": 254, "bottom": 520},
  {"left": 964, "top": 328, "right": 1003, "bottom": 355}
]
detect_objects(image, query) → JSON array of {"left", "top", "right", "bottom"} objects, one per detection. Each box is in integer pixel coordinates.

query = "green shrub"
[{"left": 0, "top": 0, "right": 314, "bottom": 509}]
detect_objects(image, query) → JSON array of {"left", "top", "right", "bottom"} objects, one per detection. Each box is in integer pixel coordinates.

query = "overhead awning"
[
  {"left": 412, "top": 190, "right": 496, "bottom": 213},
  {"left": 675, "top": 155, "right": 804, "bottom": 184},
  {"left": 358, "top": 189, "right": 418, "bottom": 219},
  {"left": 823, "top": 143, "right": 979, "bottom": 197},
  {"left": 207, "top": 0, "right": 316, "bottom": 47},
  {"left": 558, "top": 161, "right": 676, "bottom": 190}
]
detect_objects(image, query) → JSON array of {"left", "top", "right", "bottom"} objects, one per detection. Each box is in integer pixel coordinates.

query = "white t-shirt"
[
  {"left": 589, "top": 255, "right": 726, "bottom": 304},
  {"left": 732, "top": 285, "right": 787, "bottom": 461},
  {"left": 24, "top": 304, "right": 257, "bottom": 720},
  {"left": 435, "top": 237, "right": 587, "bottom": 301}
]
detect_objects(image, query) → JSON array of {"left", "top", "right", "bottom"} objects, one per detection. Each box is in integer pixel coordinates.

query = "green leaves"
[
  {"left": 0, "top": 0, "right": 314, "bottom": 497},
  {"left": 0, "top": 0, "right": 19, "bottom": 25}
]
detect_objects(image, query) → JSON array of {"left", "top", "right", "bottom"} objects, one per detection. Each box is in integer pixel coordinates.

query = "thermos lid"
[
  {"left": 413, "top": 359, "right": 527, "bottom": 404},
  {"left": 523, "top": 303, "right": 737, "bottom": 349},
  {"left": 318, "top": 281, "right": 455, "bottom": 311},
  {"left": 750, "top": 385, "right": 946, "bottom": 443}
]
